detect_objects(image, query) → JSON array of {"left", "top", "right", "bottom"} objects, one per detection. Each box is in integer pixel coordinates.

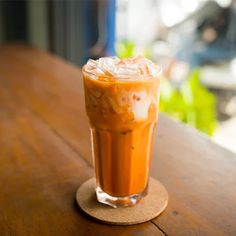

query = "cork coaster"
[{"left": 76, "top": 177, "right": 168, "bottom": 225}]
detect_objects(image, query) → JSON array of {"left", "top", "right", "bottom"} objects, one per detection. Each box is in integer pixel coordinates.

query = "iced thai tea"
[{"left": 82, "top": 56, "right": 161, "bottom": 207}]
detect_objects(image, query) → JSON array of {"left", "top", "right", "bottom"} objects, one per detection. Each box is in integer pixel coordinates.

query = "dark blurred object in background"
[
  {"left": 0, "top": 0, "right": 116, "bottom": 66},
  {"left": 84, "top": 0, "right": 115, "bottom": 61},
  {"left": 174, "top": 0, "right": 236, "bottom": 68},
  {"left": 1, "top": 0, "right": 27, "bottom": 41}
]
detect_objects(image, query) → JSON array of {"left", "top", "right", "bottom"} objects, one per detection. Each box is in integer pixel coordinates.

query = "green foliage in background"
[
  {"left": 160, "top": 70, "right": 218, "bottom": 135},
  {"left": 116, "top": 41, "right": 218, "bottom": 135},
  {"left": 116, "top": 40, "right": 151, "bottom": 59},
  {"left": 116, "top": 41, "right": 135, "bottom": 58}
]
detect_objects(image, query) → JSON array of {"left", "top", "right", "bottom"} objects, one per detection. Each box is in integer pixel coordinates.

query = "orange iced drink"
[{"left": 82, "top": 56, "right": 161, "bottom": 207}]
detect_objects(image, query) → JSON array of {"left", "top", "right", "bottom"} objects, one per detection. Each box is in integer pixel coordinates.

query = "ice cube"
[{"left": 83, "top": 56, "right": 160, "bottom": 80}]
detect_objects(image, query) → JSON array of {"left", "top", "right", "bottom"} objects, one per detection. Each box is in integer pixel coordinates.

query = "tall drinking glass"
[{"left": 82, "top": 56, "right": 161, "bottom": 208}]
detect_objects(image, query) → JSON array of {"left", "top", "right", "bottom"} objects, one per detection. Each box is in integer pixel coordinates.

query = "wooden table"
[{"left": 1, "top": 44, "right": 236, "bottom": 236}]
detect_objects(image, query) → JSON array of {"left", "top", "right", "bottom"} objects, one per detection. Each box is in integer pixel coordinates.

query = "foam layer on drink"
[{"left": 83, "top": 56, "right": 161, "bottom": 81}]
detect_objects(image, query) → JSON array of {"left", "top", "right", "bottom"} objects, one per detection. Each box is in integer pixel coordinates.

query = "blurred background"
[{"left": 0, "top": 0, "right": 236, "bottom": 152}]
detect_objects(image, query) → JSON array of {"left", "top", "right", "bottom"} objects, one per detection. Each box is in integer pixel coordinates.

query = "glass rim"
[{"left": 82, "top": 65, "right": 162, "bottom": 84}]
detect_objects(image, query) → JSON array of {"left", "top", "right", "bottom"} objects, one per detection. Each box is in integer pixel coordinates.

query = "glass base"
[{"left": 96, "top": 186, "right": 148, "bottom": 208}]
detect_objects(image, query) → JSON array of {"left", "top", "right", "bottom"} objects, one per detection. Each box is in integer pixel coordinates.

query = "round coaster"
[{"left": 76, "top": 177, "right": 168, "bottom": 225}]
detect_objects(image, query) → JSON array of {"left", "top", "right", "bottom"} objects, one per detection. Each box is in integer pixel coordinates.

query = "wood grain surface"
[{"left": 0, "top": 44, "right": 236, "bottom": 236}]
